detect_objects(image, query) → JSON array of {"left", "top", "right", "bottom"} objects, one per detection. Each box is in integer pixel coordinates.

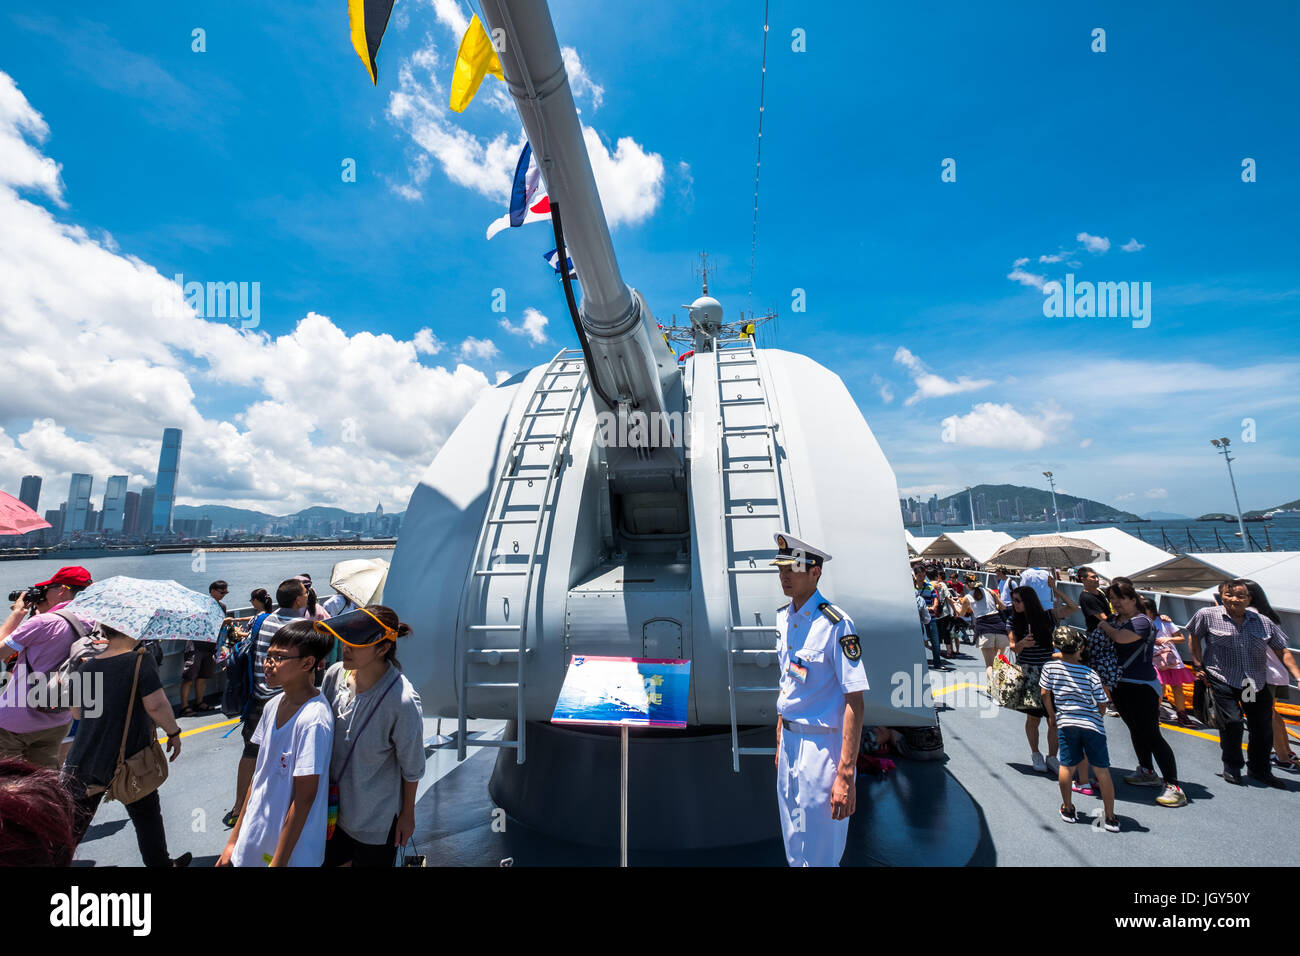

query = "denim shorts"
[{"left": 1056, "top": 725, "right": 1109, "bottom": 769}]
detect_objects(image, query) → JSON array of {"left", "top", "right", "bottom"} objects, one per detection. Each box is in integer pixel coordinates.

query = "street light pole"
[
  {"left": 967, "top": 486, "right": 976, "bottom": 531},
  {"left": 1043, "top": 471, "right": 1061, "bottom": 533},
  {"left": 1211, "top": 438, "right": 1249, "bottom": 552}
]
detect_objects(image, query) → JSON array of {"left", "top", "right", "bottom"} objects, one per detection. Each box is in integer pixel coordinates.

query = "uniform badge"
[{"left": 839, "top": 635, "right": 862, "bottom": 662}]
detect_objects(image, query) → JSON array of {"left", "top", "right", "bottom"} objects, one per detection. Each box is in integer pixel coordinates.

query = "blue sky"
[{"left": 0, "top": 0, "right": 1297, "bottom": 516}]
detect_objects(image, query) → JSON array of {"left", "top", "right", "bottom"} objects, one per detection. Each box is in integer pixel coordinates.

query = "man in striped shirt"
[{"left": 1040, "top": 627, "right": 1119, "bottom": 831}]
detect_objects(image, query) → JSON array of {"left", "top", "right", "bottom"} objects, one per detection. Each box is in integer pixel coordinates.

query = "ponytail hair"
[{"left": 364, "top": 604, "right": 412, "bottom": 670}]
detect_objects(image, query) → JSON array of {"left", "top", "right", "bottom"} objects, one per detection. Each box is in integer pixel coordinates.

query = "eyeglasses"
[{"left": 265, "top": 652, "right": 301, "bottom": 665}]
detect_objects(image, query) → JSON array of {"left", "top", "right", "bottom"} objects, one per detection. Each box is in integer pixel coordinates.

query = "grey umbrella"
[{"left": 985, "top": 534, "right": 1109, "bottom": 570}]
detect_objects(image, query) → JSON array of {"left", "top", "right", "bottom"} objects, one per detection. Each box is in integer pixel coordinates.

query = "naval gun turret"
[{"left": 384, "top": 0, "right": 932, "bottom": 849}]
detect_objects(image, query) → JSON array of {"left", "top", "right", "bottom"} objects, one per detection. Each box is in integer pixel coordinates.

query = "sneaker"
[
  {"left": 1071, "top": 781, "right": 1094, "bottom": 796},
  {"left": 1045, "top": 755, "right": 1061, "bottom": 775},
  {"left": 1031, "top": 752, "right": 1047, "bottom": 773},
  {"left": 1059, "top": 804, "right": 1078, "bottom": 823},
  {"left": 1106, "top": 708, "right": 1123, "bottom": 718},
  {"left": 222, "top": 810, "right": 239, "bottom": 829},
  {"left": 1123, "top": 768, "right": 1162, "bottom": 787},
  {"left": 1156, "top": 784, "right": 1188, "bottom": 807},
  {"left": 1104, "top": 816, "right": 1121, "bottom": 832}
]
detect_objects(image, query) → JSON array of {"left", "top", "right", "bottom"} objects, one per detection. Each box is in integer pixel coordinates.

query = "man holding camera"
[{"left": 0, "top": 566, "right": 94, "bottom": 767}]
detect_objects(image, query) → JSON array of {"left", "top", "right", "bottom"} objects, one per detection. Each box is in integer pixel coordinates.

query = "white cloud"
[
  {"left": 0, "top": 72, "right": 497, "bottom": 512},
  {"left": 498, "top": 307, "right": 549, "bottom": 345},
  {"left": 1114, "top": 492, "right": 1136, "bottom": 502},
  {"left": 1144, "top": 488, "right": 1168, "bottom": 499},
  {"left": 0, "top": 72, "right": 66, "bottom": 205},
  {"left": 939, "top": 402, "right": 1071, "bottom": 450},
  {"left": 428, "top": 0, "right": 470, "bottom": 37},
  {"left": 413, "top": 327, "right": 444, "bottom": 355},
  {"left": 1007, "top": 261, "right": 1046, "bottom": 290},
  {"left": 894, "top": 347, "right": 995, "bottom": 406},
  {"left": 1121, "top": 238, "right": 1145, "bottom": 252},
  {"left": 1038, "top": 252, "right": 1067, "bottom": 263},
  {"left": 1077, "top": 232, "right": 1110, "bottom": 253},
  {"left": 870, "top": 374, "right": 894, "bottom": 404},
  {"left": 385, "top": 33, "right": 662, "bottom": 223},
  {"left": 562, "top": 47, "right": 604, "bottom": 110},
  {"left": 1079, "top": 438, "right": 1093, "bottom": 448},
  {"left": 458, "top": 336, "right": 500, "bottom": 360}
]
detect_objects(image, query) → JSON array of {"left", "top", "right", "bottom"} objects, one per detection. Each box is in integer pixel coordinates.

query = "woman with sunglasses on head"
[
  {"left": 1008, "top": 583, "right": 1079, "bottom": 775},
  {"left": 318, "top": 605, "right": 426, "bottom": 866},
  {"left": 1096, "top": 580, "right": 1186, "bottom": 807}
]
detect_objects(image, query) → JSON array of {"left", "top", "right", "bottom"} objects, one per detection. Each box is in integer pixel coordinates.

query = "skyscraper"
[
  {"left": 67, "top": 474, "right": 94, "bottom": 535},
  {"left": 19, "top": 475, "right": 41, "bottom": 512},
  {"left": 123, "top": 491, "right": 141, "bottom": 537},
  {"left": 140, "top": 485, "right": 156, "bottom": 536},
  {"left": 152, "top": 428, "right": 182, "bottom": 533}
]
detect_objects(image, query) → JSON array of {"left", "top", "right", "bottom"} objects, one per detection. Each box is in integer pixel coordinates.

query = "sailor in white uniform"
[{"left": 772, "top": 532, "right": 867, "bottom": 867}]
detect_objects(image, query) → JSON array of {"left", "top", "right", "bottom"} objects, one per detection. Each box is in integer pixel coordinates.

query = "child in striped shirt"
[{"left": 1040, "top": 626, "right": 1119, "bottom": 832}]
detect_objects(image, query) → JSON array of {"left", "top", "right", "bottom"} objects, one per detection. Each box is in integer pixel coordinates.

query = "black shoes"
[
  {"left": 172, "top": 852, "right": 193, "bottom": 868},
  {"left": 1222, "top": 765, "right": 1243, "bottom": 785},
  {"left": 1248, "top": 772, "right": 1287, "bottom": 790}
]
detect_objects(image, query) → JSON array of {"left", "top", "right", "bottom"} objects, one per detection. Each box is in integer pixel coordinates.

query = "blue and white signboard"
[{"left": 551, "top": 656, "right": 691, "bottom": 729}]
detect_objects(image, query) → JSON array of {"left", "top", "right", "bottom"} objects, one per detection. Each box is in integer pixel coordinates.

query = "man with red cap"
[{"left": 0, "top": 566, "right": 94, "bottom": 767}]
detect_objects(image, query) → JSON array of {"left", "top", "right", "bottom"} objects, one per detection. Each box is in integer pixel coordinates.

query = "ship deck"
[{"left": 73, "top": 652, "right": 1299, "bottom": 867}]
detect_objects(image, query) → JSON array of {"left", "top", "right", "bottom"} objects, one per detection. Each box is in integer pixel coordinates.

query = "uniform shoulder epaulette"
[
  {"left": 778, "top": 602, "right": 790, "bottom": 612},
  {"left": 818, "top": 602, "right": 844, "bottom": 624}
]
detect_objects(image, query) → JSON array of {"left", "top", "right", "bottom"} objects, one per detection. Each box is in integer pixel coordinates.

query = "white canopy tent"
[
  {"left": 919, "top": 530, "right": 1014, "bottom": 565},
  {"left": 904, "top": 530, "right": 937, "bottom": 556},
  {"left": 1129, "top": 551, "right": 1300, "bottom": 602},
  {"left": 1067, "top": 527, "right": 1172, "bottom": 580}
]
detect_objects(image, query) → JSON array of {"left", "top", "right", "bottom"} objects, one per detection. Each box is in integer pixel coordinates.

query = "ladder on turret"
[
  {"left": 714, "top": 336, "right": 789, "bottom": 771},
  {"left": 457, "top": 348, "right": 589, "bottom": 763}
]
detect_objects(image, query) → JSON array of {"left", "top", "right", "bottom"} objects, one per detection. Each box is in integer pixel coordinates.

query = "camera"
[{"left": 6, "top": 586, "right": 47, "bottom": 607}]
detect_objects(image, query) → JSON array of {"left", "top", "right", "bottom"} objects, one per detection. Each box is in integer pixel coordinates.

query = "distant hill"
[
  {"left": 1244, "top": 497, "right": 1300, "bottom": 519},
  {"left": 1141, "top": 511, "right": 1191, "bottom": 521},
  {"left": 917, "top": 484, "right": 1141, "bottom": 524},
  {"left": 174, "top": 503, "right": 403, "bottom": 530}
]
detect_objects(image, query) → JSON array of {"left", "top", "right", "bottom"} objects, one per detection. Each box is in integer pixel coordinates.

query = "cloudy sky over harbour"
[{"left": 0, "top": 0, "right": 1297, "bottom": 516}]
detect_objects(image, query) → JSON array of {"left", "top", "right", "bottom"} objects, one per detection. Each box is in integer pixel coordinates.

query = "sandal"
[
  {"left": 178, "top": 707, "right": 195, "bottom": 717},
  {"left": 196, "top": 703, "right": 216, "bottom": 712}
]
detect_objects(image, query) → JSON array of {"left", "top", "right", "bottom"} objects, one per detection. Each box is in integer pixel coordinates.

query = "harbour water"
[{"left": 0, "top": 548, "right": 395, "bottom": 605}]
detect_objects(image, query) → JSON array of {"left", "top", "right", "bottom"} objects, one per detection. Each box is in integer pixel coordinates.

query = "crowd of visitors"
[
  {"left": 0, "top": 565, "right": 423, "bottom": 867},
  {"left": 913, "top": 558, "right": 1300, "bottom": 830}
]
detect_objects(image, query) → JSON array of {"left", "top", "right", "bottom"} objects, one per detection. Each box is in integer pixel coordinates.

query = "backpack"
[
  {"left": 27, "top": 609, "right": 108, "bottom": 714},
  {"left": 221, "top": 612, "right": 267, "bottom": 720}
]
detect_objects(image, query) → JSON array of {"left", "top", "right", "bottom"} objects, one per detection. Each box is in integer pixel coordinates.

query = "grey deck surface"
[{"left": 73, "top": 654, "right": 1299, "bottom": 866}]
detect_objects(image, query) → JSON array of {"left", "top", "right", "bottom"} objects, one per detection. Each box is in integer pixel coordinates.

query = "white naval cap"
[{"left": 769, "top": 531, "right": 831, "bottom": 568}]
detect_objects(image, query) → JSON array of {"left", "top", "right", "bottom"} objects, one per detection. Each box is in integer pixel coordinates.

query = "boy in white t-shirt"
[{"left": 218, "top": 620, "right": 335, "bottom": 867}]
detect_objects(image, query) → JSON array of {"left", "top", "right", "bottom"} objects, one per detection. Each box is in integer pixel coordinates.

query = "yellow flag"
[
  {"left": 450, "top": 14, "right": 504, "bottom": 113},
  {"left": 348, "top": 0, "right": 397, "bottom": 86}
]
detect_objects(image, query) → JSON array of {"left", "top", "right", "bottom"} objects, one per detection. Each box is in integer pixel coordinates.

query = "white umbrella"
[
  {"left": 329, "top": 557, "right": 390, "bottom": 607},
  {"left": 69, "top": 576, "right": 225, "bottom": 643},
  {"left": 986, "top": 534, "right": 1109, "bottom": 570}
]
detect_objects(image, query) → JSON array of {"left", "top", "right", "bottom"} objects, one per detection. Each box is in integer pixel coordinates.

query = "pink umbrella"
[{"left": 0, "top": 490, "right": 51, "bottom": 536}]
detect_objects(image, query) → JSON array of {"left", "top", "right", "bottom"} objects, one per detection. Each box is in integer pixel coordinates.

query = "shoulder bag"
[{"left": 93, "top": 648, "right": 169, "bottom": 805}]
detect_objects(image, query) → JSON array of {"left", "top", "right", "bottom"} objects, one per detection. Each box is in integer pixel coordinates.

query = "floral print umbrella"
[{"left": 70, "top": 576, "right": 225, "bottom": 643}]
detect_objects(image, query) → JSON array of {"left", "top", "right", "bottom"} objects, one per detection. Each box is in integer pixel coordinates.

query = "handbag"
[
  {"left": 991, "top": 655, "right": 1027, "bottom": 708},
  {"left": 96, "top": 648, "right": 169, "bottom": 805}
]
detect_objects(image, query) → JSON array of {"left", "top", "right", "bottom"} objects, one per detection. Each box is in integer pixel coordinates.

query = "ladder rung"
[
  {"left": 515, "top": 438, "right": 559, "bottom": 445},
  {"left": 535, "top": 387, "right": 575, "bottom": 394},
  {"left": 718, "top": 359, "right": 757, "bottom": 366},
  {"left": 723, "top": 466, "right": 774, "bottom": 473},
  {"left": 720, "top": 398, "right": 766, "bottom": 406},
  {"left": 724, "top": 511, "right": 781, "bottom": 519},
  {"left": 731, "top": 648, "right": 776, "bottom": 654},
  {"left": 500, "top": 476, "right": 550, "bottom": 482},
  {"left": 467, "top": 738, "right": 519, "bottom": 749},
  {"left": 731, "top": 625, "right": 781, "bottom": 632},
  {"left": 723, "top": 376, "right": 762, "bottom": 383},
  {"left": 487, "top": 517, "right": 539, "bottom": 525},
  {"left": 735, "top": 686, "right": 778, "bottom": 693},
  {"left": 466, "top": 681, "right": 521, "bottom": 689},
  {"left": 727, "top": 567, "right": 779, "bottom": 574},
  {"left": 737, "top": 747, "right": 778, "bottom": 755},
  {"left": 474, "top": 570, "right": 528, "bottom": 576},
  {"left": 550, "top": 370, "right": 583, "bottom": 376},
  {"left": 523, "top": 410, "right": 566, "bottom": 417},
  {"left": 721, "top": 425, "right": 770, "bottom": 433},
  {"left": 466, "top": 624, "right": 523, "bottom": 631}
]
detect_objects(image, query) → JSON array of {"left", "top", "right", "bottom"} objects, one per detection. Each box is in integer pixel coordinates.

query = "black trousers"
[
  {"left": 68, "top": 774, "right": 173, "bottom": 868},
  {"left": 937, "top": 616, "right": 955, "bottom": 646},
  {"left": 1113, "top": 682, "right": 1179, "bottom": 785},
  {"left": 1206, "top": 674, "right": 1274, "bottom": 777},
  {"left": 322, "top": 816, "right": 399, "bottom": 868}
]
